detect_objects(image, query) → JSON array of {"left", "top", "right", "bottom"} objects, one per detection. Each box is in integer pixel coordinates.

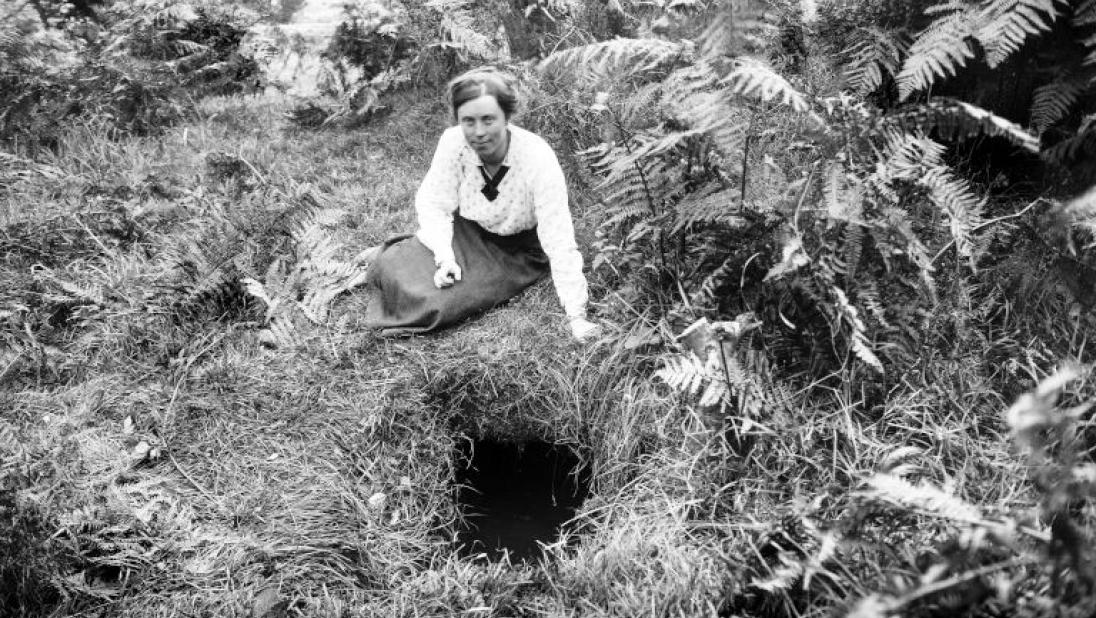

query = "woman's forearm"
[{"left": 414, "top": 215, "right": 456, "bottom": 264}]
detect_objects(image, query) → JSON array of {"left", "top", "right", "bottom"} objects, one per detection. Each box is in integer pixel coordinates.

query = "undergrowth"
[{"left": 3, "top": 1, "right": 1096, "bottom": 617}]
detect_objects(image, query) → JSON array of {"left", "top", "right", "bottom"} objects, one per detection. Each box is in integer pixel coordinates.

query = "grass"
[{"left": 2, "top": 82, "right": 1095, "bottom": 618}]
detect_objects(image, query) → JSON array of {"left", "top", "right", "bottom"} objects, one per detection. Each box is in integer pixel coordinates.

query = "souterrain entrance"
[{"left": 454, "top": 438, "right": 590, "bottom": 561}]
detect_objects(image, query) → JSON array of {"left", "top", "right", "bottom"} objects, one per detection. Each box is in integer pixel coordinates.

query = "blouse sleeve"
[
  {"left": 532, "top": 144, "right": 589, "bottom": 319},
  {"left": 414, "top": 129, "right": 462, "bottom": 264}
]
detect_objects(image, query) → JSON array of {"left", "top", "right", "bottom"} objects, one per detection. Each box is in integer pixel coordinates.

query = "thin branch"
[{"left": 931, "top": 197, "right": 1045, "bottom": 264}]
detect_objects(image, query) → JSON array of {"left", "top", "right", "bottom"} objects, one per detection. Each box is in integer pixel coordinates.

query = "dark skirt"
[{"left": 363, "top": 215, "right": 550, "bottom": 336}]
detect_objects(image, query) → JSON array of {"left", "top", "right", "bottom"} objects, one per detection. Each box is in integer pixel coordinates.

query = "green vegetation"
[{"left": 3, "top": 0, "right": 1096, "bottom": 616}]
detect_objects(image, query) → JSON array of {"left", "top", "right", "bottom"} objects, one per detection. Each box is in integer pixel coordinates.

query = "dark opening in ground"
[{"left": 454, "top": 438, "right": 590, "bottom": 562}]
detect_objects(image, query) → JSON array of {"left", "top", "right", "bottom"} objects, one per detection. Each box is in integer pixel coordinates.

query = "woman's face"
[{"left": 456, "top": 94, "right": 509, "bottom": 164}]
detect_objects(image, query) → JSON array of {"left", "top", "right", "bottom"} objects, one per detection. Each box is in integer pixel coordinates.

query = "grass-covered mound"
[{"left": 2, "top": 88, "right": 717, "bottom": 616}]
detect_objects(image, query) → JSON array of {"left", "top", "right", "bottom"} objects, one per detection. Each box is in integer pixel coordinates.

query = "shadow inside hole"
[{"left": 454, "top": 438, "right": 590, "bottom": 562}]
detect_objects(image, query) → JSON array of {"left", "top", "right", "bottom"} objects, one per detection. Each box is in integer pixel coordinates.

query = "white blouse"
[{"left": 414, "top": 124, "right": 589, "bottom": 318}]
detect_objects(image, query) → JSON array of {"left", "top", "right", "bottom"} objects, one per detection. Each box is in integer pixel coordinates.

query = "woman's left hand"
[
  {"left": 569, "top": 316, "right": 601, "bottom": 342},
  {"left": 433, "top": 259, "right": 462, "bottom": 289}
]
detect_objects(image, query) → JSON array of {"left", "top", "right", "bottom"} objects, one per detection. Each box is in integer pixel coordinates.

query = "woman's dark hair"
[{"left": 448, "top": 68, "right": 519, "bottom": 120}]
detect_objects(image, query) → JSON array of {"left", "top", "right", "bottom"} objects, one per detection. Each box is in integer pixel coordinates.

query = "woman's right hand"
[
  {"left": 433, "top": 259, "right": 462, "bottom": 289},
  {"left": 569, "top": 316, "right": 601, "bottom": 342}
]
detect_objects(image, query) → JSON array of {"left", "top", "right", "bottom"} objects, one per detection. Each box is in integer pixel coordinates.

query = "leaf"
[
  {"left": 764, "top": 233, "right": 810, "bottom": 281},
  {"left": 724, "top": 58, "right": 810, "bottom": 112},
  {"left": 699, "top": 379, "right": 727, "bottom": 407},
  {"left": 863, "top": 472, "right": 983, "bottom": 523},
  {"left": 893, "top": 99, "right": 1041, "bottom": 153},
  {"left": 1030, "top": 74, "right": 1087, "bottom": 134},
  {"left": 242, "top": 277, "right": 273, "bottom": 308},
  {"left": 623, "top": 323, "right": 662, "bottom": 350},
  {"left": 655, "top": 354, "right": 708, "bottom": 396},
  {"left": 538, "top": 38, "right": 690, "bottom": 82},
  {"left": 896, "top": 4, "right": 979, "bottom": 100},
  {"left": 843, "top": 27, "right": 907, "bottom": 95},
  {"left": 976, "top": 0, "right": 1067, "bottom": 68},
  {"left": 832, "top": 287, "right": 884, "bottom": 374},
  {"left": 919, "top": 166, "right": 985, "bottom": 261}
]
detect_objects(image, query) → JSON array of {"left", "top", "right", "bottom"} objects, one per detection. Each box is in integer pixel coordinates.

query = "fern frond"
[
  {"left": 1076, "top": 0, "right": 1096, "bottom": 26},
  {"left": 975, "top": 0, "right": 1066, "bottom": 68},
  {"left": 832, "top": 287, "right": 884, "bottom": 373},
  {"left": 690, "top": 253, "right": 737, "bottom": 308},
  {"left": 658, "top": 315, "right": 764, "bottom": 414},
  {"left": 660, "top": 62, "right": 750, "bottom": 158},
  {"left": 435, "top": 6, "right": 498, "bottom": 62},
  {"left": 724, "top": 58, "right": 810, "bottom": 112},
  {"left": 297, "top": 269, "right": 366, "bottom": 324},
  {"left": 538, "top": 38, "right": 690, "bottom": 82},
  {"left": 592, "top": 142, "right": 677, "bottom": 209},
  {"left": 683, "top": 93, "right": 749, "bottom": 160},
  {"left": 171, "top": 40, "right": 210, "bottom": 57},
  {"left": 596, "top": 129, "right": 706, "bottom": 187},
  {"left": 596, "top": 161, "right": 679, "bottom": 225},
  {"left": 843, "top": 223, "right": 865, "bottom": 289},
  {"left": 261, "top": 314, "right": 305, "bottom": 349},
  {"left": 857, "top": 280, "right": 891, "bottom": 329},
  {"left": 617, "top": 82, "right": 665, "bottom": 129},
  {"left": 892, "top": 98, "right": 1041, "bottom": 152},
  {"left": 920, "top": 166, "right": 985, "bottom": 261},
  {"left": 862, "top": 473, "right": 983, "bottom": 523},
  {"left": 1077, "top": 0, "right": 1096, "bottom": 64},
  {"left": 699, "top": 377, "right": 728, "bottom": 407},
  {"left": 1030, "top": 75, "right": 1087, "bottom": 134},
  {"left": 599, "top": 205, "right": 649, "bottom": 231},
  {"left": 696, "top": 0, "right": 776, "bottom": 60},
  {"left": 896, "top": 3, "right": 980, "bottom": 100},
  {"left": 842, "top": 27, "right": 907, "bottom": 95},
  {"left": 291, "top": 219, "right": 369, "bottom": 324},
  {"left": 1043, "top": 117, "right": 1096, "bottom": 167},
  {"left": 674, "top": 186, "right": 745, "bottom": 231},
  {"left": 241, "top": 277, "right": 277, "bottom": 316},
  {"left": 871, "top": 206, "right": 937, "bottom": 297},
  {"left": 656, "top": 353, "right": 709, "bottom": 396},
  {"left": 662, "top": 61, "right": 725, "bottom": 120},
  {"left": 881, "top": 131, "right": 947, "bottom": 181}
]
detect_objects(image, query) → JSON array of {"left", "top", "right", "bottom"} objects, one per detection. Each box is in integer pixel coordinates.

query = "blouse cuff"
[
  {"left": 415, "top": 229, "right": 455, "bottom": 265},
  {"left": 563, "top": 299, "right": 587, "bottom": 320}
]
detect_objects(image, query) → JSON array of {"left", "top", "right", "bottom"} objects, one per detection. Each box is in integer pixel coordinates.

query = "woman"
[{"left": 363, "top": 68, "right": 600, "bottom": 341}]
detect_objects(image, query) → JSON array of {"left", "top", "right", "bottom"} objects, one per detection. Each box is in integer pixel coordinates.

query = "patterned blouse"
[{"left": 414, "top": 124, "right": 589, "bottom": 318}]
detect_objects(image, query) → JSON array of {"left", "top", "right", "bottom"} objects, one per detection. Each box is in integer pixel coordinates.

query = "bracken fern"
[{"left": 539, "top": 0, "right": 1032, "bottom": 379}]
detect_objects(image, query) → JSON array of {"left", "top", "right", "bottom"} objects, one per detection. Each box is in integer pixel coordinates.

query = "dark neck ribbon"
[{"left": 479, "top": 165, "right": 509, "bottom": 202}]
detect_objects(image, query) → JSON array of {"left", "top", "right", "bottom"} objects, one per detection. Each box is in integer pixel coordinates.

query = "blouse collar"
[{"left": 466, "top": 125, "right": 521, "bottom": 168}]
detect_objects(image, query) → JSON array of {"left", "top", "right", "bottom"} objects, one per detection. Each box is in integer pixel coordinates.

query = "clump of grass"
[
  {"left": 0, "top": 87, "right": 454, "bottom": 615},
  {"left": 0, "top": 418, "right": 72, "bottom": 616}
]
